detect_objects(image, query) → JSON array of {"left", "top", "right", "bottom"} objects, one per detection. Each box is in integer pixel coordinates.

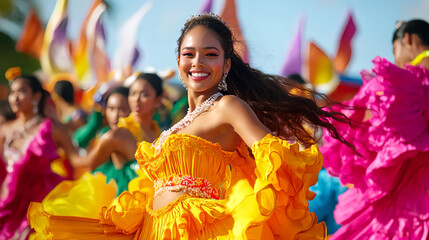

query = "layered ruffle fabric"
[
  {"left": 28, "top": 133, "right": 326, "bottom": 239},
  {"left": 117, "top": 113, "right": 161, "bottom": 143},
  {"left": 0, "top": 119, "right": 65, "bottom": 239},
  {"left": 321, "top": 57, "right": 429, "bottom": 239}
]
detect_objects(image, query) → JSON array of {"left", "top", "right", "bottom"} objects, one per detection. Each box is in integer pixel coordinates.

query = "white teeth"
[{"left": 191, "top": 72, "right": 209, "bottom": 77}]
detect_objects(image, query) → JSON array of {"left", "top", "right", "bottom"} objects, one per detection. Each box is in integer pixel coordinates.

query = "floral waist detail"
[{"left": 154, "top": 175, "right": 221, "bottom": 200}]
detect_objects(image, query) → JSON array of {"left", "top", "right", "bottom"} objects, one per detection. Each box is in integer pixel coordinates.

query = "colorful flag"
[
  {"left": 73, "top": 0, "right": 103, "bottom": 87},
  {"left": 40, "top": 0, "right": 74, "bottom": 76},
  {"left": 88, "top": 7, "right": 110, "bottom": 85},
  {"left": 306, "top": 11, "right": 360, "bottom": 101},
  {"left": 79, "top": 3, "right": 110, "bottom": 110},
  {"left": 220, "top": 0, "right": 249, "bottom": 63},
  {"left": 307, "top": 42, "right": 339, "bottom": 95},
  {"left": 80, "top": 2, "right": 109, "bottom": 89},
  {"left": 15, "top": 9, "right": 44, "bottom": 59},
  {"left": 281, "top": 16, "right": 305, "bottom": 76},
  {"left": 333, "top": 12, "right": 357, "bottom": 73},
  {"left": 112, "top": 1, "right": 153, "bottom": 81},
  {"left": 199, "top": 0, "right": 213, "bottom": 13}
]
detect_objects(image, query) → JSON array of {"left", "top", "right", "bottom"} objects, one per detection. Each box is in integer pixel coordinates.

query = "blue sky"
[{"left": 15, "top": 0, "right": 429, "bottom": 79}]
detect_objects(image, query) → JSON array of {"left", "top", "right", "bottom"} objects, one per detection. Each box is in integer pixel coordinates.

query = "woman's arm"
[
  {"left": 53, "top": 118, "right": 137, "bottom": 171},
  {"left": 217, "top": 95, "right": 271, "bottom": 148},
  {"left": 51, "top": 122, "right": 82, "bottom": 167},
  {"left": 82, "top": 128, "right": 137, "bottom": 171}
]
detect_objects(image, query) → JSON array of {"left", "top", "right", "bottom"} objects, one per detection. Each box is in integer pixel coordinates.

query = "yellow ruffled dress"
[{"left": 27, "top": 133, "right": 326, "bottom": 239}]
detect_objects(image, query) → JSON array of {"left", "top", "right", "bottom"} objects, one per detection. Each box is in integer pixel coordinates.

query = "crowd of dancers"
[{"left": 0, "top": 12, "right": 428, "bottom": 240}]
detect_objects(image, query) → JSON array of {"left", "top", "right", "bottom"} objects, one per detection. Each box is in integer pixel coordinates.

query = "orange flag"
[
  {"left": 16, "top": 9, "right": 44, "bottom": 59},
  {"left": 307, "top": 42, "right": 339, "bottom": 95},
  {"left": 219, "top": 0, "right": 249, "bottom": 63},
  {"left": 333, "top": 12, "right": 357, "bottom": 73}
]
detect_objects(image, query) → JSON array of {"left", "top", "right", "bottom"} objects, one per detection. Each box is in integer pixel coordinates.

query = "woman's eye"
[
  {"left": 207, "top": 53, "right": 219, "bottom": 57},
  {"left": 182, "top": 52, "right": 193, "bottom": 57}
]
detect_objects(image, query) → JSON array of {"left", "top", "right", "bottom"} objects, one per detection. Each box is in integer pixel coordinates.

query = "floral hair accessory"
[{"left": 5, "top": 67, "right": 21, "bottom": 81}]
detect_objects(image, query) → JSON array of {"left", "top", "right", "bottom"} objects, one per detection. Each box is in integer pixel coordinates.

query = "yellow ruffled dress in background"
[{"left": 27, "top": 133, "right": 326, "bottom": 239}]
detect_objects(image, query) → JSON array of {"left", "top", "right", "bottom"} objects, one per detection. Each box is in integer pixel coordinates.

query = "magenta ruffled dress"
[
  {"left": 0, "top": 118, "right": 65, "bottom": 239},
  {"left": 321, "top": 57, "right": 429, "bottom": 239}
]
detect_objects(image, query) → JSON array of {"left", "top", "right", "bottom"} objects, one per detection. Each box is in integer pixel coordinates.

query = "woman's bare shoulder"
[
  {"left": 216, "top": 95, "right": 270, "bottom": 147},
  {"left": 216, "top": 95, "right": 250, "bottom": 112}
]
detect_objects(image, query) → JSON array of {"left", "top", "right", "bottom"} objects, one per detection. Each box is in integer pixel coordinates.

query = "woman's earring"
[
  {"left": 179, "top": 75, "right": 188, "bottom": 89},
  {"left": 218, "top": 72, "right": 228, "bottom": 91},
  {"left": 32, "top": 100, "right": 38, "bottom": 114}
]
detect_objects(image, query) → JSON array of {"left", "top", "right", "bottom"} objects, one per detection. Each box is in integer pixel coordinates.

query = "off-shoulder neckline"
[{"left": 148, "top": 133, "right": 237, "bottom": 155}]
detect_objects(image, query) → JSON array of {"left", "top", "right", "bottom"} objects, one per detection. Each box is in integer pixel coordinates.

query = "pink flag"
[
  {"left": 281, "top": 16, "right": 305, "bottom": 76},
  {"left": 333, "top": 11, "right": 357, "bottom": 73}
]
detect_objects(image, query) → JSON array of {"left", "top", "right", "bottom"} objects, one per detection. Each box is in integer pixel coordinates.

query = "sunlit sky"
[{"left": 7, "top": 0, "right": 429, "bottom": 79}]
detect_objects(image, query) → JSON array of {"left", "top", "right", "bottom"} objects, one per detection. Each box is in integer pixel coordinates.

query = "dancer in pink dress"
[
  {"left": 0, "top": 75, "right": 79, "bottom": 239},
  {"left": 322, "top": 19, "right": 429, "bottom": 239}
]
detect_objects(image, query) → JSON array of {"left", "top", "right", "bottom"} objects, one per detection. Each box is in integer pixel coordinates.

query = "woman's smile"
[{"left": 189, "top": 71, "right": 211, "bottom": 81}]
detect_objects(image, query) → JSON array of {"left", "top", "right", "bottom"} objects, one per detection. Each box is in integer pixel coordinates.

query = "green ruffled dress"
[{"left": 92, "top": 159, "right": 139, "bottom": 196}]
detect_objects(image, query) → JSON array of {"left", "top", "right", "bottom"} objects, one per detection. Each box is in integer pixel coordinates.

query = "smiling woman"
[
  {"left": 28, "top": 13, "right": 354, "bottom": 239},
  {"left": 0, "top": 75, "right": 80, "bottom": 239},
  {"left": 177, "top": 25, "right": 230, "bottom": 95}
]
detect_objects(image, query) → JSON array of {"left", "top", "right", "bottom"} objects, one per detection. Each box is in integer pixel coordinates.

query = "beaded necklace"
[
  {"left": 154, "top": 92, "right": 223, "bottom": 153},
  {"left": 4, "top": 114, "right": 43, "bottom": 169},
  {"left": 6, "top": 114, "right": 43, "bottom": 147}
]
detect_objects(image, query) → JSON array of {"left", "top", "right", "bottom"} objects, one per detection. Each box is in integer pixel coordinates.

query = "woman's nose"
[{"left": 192, "top": 54, "right": 204, "bottom": 67}]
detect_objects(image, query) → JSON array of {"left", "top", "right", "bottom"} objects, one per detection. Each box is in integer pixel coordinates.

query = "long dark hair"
[
  {"left": 10, "top": 74, "right": 47, "bottom": 117},
  {"left": 393, "top": 19, "right": 429, "bottom": 46},
  {"left": 177, "top": 13, "right": 352, "bottom": 147}
]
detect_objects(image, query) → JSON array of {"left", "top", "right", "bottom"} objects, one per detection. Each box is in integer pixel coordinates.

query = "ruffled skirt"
[
  {"left": 321, "top": 57, "right": 429, "bottom": 239},
  {"left": 28, "top": 134, "right": 327, "bottom": 239}
]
